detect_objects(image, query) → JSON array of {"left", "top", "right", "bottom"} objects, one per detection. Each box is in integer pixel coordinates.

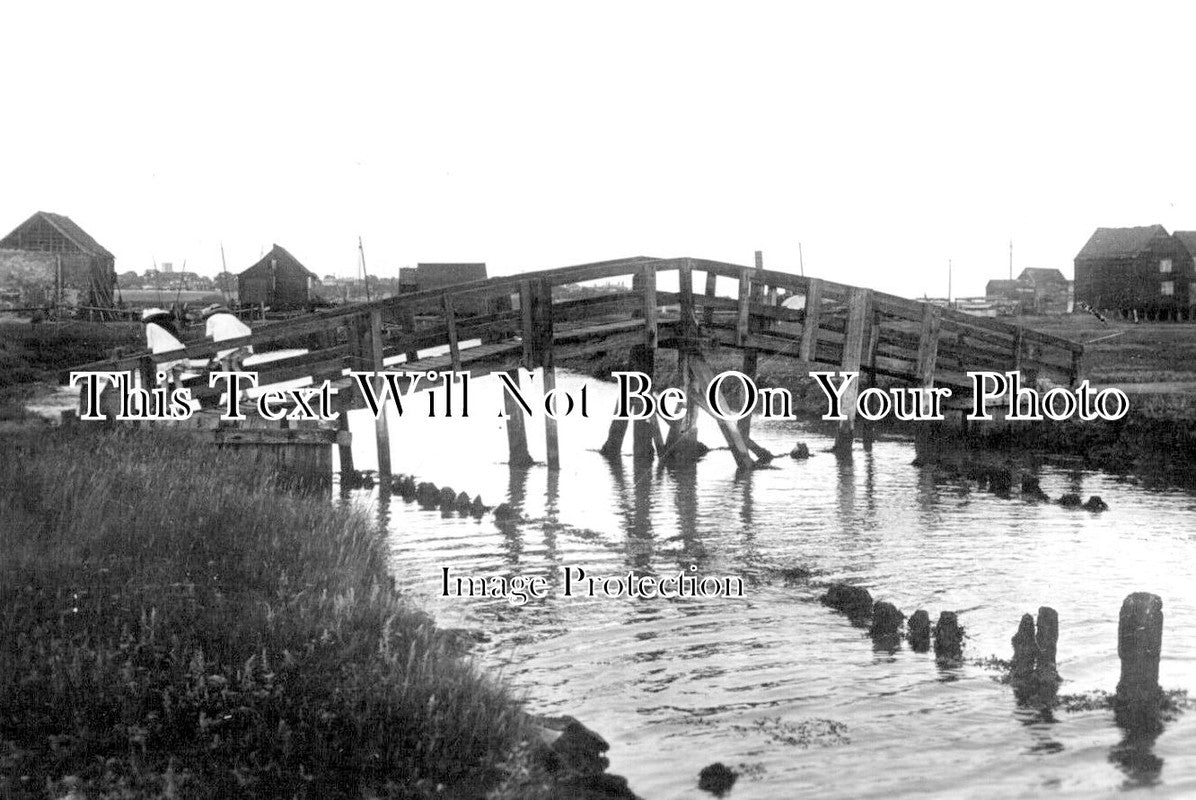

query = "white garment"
[
  {"left": 143, "top": 323, "right": 203, "bottom": 381},
  {"left": 205, "top": 312, "right": 254, "bottom": 361}
]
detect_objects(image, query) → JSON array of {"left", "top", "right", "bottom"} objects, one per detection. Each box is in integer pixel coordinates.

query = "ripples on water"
[{"left": 345, "top": 372, "right": 1195, "bottom": 798}]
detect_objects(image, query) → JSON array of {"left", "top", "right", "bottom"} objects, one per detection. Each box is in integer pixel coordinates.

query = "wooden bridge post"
[
  {"left": 503, "top": 279, "right": 536, "bottom": 468},
  {"left": 860, "top": 307, "right": 882, "bottom": 450},
  {"left": 443, "top": 295, "right": 462, "bottom": 372},
  {"left": 833, "top": 287, "right": 872, "bottom": 454},
  {"left": 735, "top": 262, "right": 759, "bottom": 438},
  {"left": 916, "top": 304, "right": 942, "bottom": 417},
  {"left": 633, "top": 263, "right": 658, "bottom": 461},
  {"left": 502, "top": 369, "right": 534, "bottom": 468},
  {"left": 664, "top": 259, "right": 703, "bottom": 459},
  {"left": 703, "top": 268, "right": 717, "bottom": 326},
  {"left": 799, "top": 278, "right": 823, "bottom": 363},
  {"left": 367, "top": 310, "right": 392, "bottom": 479},
  {"left": 537, "top": 279, "right": 560, "bottom": 470},
  {"left": 689, "top": 353, "right": 754, "bottom": 470}
]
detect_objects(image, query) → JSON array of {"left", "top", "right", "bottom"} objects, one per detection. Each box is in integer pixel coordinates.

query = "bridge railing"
[{"left": 64, "top": 256, "right": 1083, "bottom": 400}]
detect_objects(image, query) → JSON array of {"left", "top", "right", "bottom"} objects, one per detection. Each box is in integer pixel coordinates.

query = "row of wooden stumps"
[{"left": 820, "top": 583, "right": 964, "bottom": 659}]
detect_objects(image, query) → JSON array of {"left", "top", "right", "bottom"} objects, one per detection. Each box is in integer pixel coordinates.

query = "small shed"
[
  {"left": 237, "top": 244, "right": 320, "bottom": 310},
  {"left": 415, "top": 262, "right": 490, "bottom": 315},
  {"left": 1074, "top": 226, "right": 1193, "bottom": 317},
  {"left": 0, "top": 211, "right": 116, "bottom": 310}
]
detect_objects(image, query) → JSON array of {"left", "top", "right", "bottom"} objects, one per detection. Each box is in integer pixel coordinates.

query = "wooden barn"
[
  {"left": 237, "top": 244, "right": 320, "bottom": 310},
  {"left": 1074, "top": 226, "right": 1194, "bottom": 319},
  {"left": 0, "top": 211, "right": 116, "bottom": 310}
]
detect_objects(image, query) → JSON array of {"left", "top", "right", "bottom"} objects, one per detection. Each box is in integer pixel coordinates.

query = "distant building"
[
  {"left": 983, "top": 268, "right": 1070, "bottom": 315},
  {"left": 0, "top": 211, "right": 116, "bottom": 309},
  {"left": 1074, "top": 225, "right": 1194, "bottom": 318},
  {"left": 1017, "top": 268, "right": 1071, "bottom": 314},
  {"left": 984, "top": 279, "right": 1034, "bottom": 314},
  {"left": 237, "top": 244, "right": 320, "bottom": 310}
]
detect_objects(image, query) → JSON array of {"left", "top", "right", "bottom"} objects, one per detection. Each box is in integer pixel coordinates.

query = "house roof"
[
  {"left": 240, "top": 244, "right": 319, "bottom": 280},
  {"left": 1172, "top": 231, "right": 1196, "bottom": 257},
  {"left": 1017, "top": 267, "right": 1067, "bottom": 284},
  {"left": 0, "top": 211, "right": 114, "bottom": 258},
  {"left": 985, "top": 279, "right": 1023, "bottom": 292},
  {"left": 1076, "top": 225, "right": 1170, "bottom": 260}
]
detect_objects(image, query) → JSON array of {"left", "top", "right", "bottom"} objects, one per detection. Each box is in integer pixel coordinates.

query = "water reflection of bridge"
[{"left": 73, "top": 255, "right": 1083, "bottom": 473}]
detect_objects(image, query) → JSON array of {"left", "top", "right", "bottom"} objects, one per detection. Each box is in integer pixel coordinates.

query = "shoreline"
[{"left": 0, "top": 424, "right": 640, "bottom": 799}]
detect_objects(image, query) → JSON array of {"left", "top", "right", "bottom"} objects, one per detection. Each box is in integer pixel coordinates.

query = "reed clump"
[{"left": 0, "top": 426, "right": 526, "bottom": 798}]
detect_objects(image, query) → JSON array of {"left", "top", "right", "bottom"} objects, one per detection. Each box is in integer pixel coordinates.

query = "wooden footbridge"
[{"left": 70, "top": 255, "right": 1084, "bottom": 475}]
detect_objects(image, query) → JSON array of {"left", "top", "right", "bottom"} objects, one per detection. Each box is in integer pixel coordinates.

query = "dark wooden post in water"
[
  {"left": 665, "top": 259, "right": 704, "bottom": 461},
  {"left": 503, "top": 279, "right": 536, "bottom": 468},
  {"left": 502, "top": 369, "right": 534, "bottom": 467},
  {"left": 689, "top": 354, "right": 754, "bottom": 470},
  {"left": 833, "top": 287, "right": 872, "bottom": 454},
  {"left": 335, "top": 387, "right": 355, "bottom": 478},
  {"left": 1115, "top": 592, "right": 1164, "bottom": 709},
  {"left": 367, "top": 310, "right": 391, "bottom": 479},
  {"left": 738, "top": 254, "right": 761, "bottom": 438},
  {"left": 633, "top": 263, "right": 658, "bottom": 462},
  {"left": 400, "top": 303, "right": 419, "bottom": 363}
]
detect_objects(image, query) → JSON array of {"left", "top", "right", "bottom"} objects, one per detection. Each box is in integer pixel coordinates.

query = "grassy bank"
[{"left": 0, "top": 426, "right": 527, "bottom": 798}]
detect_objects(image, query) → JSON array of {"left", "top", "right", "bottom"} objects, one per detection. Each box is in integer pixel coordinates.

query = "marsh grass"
[{"left": 0, "top": 426, "right": 526, "bottom": 798}]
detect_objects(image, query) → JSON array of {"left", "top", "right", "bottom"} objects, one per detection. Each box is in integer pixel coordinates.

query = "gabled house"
[
  {"left": 237, "top": 244, "right": 320, "bottom": 310},
  {"left": 0, "top": 211, "right": 116, "bottom": 309},
  {"left": 1074, "top": 225, "right": 1193, "bottom": 318}
]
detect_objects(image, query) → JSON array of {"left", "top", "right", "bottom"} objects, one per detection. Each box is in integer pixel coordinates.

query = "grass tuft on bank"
[{"left": 0, "top": 426, "right": 525, "bottom": 798}]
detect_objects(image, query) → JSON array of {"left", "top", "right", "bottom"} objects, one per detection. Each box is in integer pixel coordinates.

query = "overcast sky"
[{"left": 5, "top": 2, "right": 1195, "bottom": 298}]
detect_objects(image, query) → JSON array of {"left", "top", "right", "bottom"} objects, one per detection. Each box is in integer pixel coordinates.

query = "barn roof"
[
  {"left": 0, "top": 211, "right": 114, "bottom": 258},
  {"left": 1172, "top": 231, "right": 1196, "bottom": 257},
  {"left": 1017, "top": 267, "right": 1067, "bottom": 284},
  {"left": 1075, "top": 225, "right": 1170, "bottom": 259},
  {"left": 240, "top": 244, "right": 319, "bottom": 280}
]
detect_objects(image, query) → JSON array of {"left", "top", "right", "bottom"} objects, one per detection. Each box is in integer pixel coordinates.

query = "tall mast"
[{"left": 359, "top": 236, "right": 372, "bottom": 301}]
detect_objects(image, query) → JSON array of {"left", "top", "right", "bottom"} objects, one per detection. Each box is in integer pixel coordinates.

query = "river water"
[{"left": 343, "top": 369, "right": 1196, "bottom": 799}]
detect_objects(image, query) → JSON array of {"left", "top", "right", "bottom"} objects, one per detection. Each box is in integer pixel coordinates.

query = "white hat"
[{"left": 141, "top": 307, "right": 168, "bottom": 321}]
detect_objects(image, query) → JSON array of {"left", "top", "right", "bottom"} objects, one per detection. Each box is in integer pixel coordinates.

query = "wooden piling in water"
[
  {"left": 503, "top": 369, "right": 534, "bottom": 468},
  {"left": 833, "top": 287, "right": 872, "bottom": 454},
  {"left": 633, "top": 263, "right": 658, "bottom": 462},
  {"left": 630, "top": 344, "right": 656, "bottom": 461},
  {"left": 536, "top": 279, "right": 560, "bottom": 471},
  {"left": 689, "top": 353, "right": 754, "bottom": 470},
  {"left": 1115, "top": 592, "right": 1164, "bottom": 708}
]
